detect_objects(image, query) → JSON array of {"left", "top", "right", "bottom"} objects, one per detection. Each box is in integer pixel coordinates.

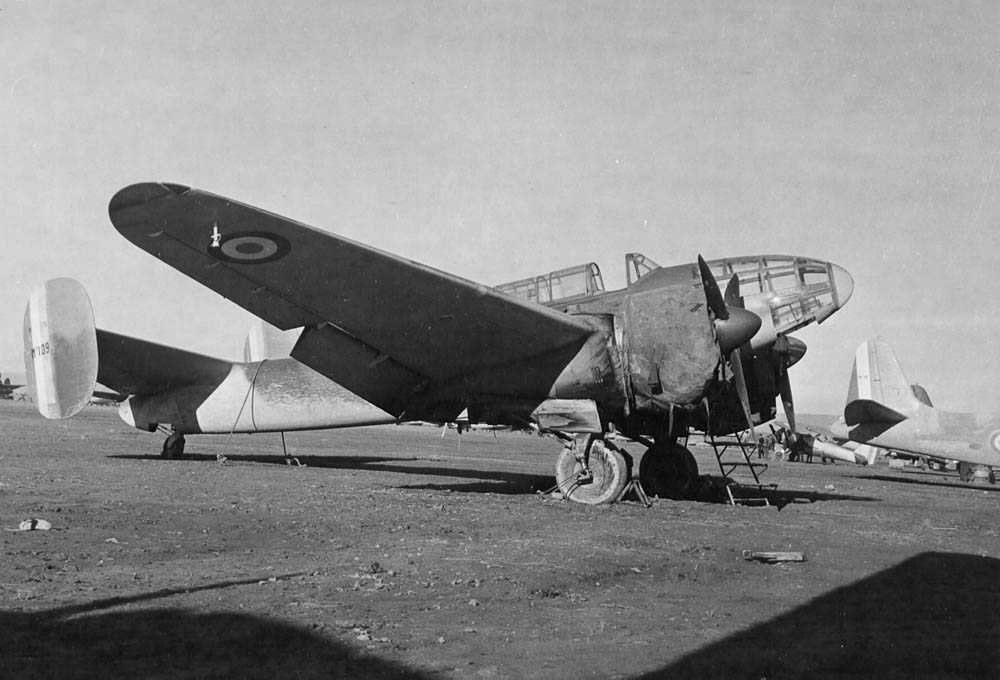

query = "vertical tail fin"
[
  {"left": 243, "top": 320, "right": 300, "bottom": 362},
  {"left": 23, "top": 279, "right": 99, "bottom": 419},
  {"left": 844, "top": 338, "right": 921, "bottom": 425}
]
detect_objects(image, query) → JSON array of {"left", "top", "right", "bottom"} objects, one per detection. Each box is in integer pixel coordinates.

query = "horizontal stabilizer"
[
  {"left": 96, "top": 330, "right": 233, "bottom": 397},
  {"left": 23, "top": 278, "right": 99, "bottom": 419},
  {"left": 844, "top": 398, "right": 909, "bottom": 427}
]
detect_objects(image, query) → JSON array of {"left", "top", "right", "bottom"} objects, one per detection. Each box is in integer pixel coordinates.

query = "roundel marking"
[
  {"left": 209, "top": 231, "right": 291, "bottom": 264},
  {"left": 990, "top": 430, "right": 1000, "bottom": 454}
]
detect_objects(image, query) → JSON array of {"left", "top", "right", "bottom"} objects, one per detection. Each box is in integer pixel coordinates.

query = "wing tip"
[{"left": 109, "top": 182, "right": 191, "bottom": 217}]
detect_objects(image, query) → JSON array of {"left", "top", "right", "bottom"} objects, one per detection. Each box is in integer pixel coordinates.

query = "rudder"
[
  {"left": 23, "top": 278, "right": 99, "bottom": 419},
  {"left": 846, "top": 337, "right": 921, "bottom": 415}
]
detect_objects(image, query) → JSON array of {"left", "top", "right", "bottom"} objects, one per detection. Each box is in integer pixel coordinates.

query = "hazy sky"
[{"left": 2, "top": 1, "right": 998, "bottom": 414}]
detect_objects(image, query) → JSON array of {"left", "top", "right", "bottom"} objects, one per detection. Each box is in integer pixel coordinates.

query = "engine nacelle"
[{"left": 623, "top": 268, "right": 718, "bottom": 412}]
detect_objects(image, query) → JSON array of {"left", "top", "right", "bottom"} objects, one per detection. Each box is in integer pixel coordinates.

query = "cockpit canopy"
[
  {"left": 496, "top": 252, "right": 854, "bottom": 348},
  {"left": 494, "top": 262, "right": 605, "bottom": 306}
]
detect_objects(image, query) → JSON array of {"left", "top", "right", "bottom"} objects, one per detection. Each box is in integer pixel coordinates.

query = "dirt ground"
[{"left": 1, "top": 400, "right": 998, "bottom": 679}]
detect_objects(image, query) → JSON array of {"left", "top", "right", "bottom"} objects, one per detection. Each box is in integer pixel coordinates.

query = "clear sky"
[{"left": 2, "top": 1, "right": 998, "bottom": 414}]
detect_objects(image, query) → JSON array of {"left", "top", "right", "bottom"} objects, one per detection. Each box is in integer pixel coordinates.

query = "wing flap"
[
  {"left": 291, "top": 323, "right": 427, "bottom": 418},
  {"left": 108, "top": 183, "right": 594, "bottom": 392},
  {"left": 97, "top": 330, "right": 233, "bottom": 397}
]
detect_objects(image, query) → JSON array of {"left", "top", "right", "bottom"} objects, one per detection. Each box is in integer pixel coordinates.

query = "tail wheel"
[
  {"left": 161, "top": 432, "right": 185, "bottom": 459},
  {"left": 554, "top": 438, "right": 629, "bottom": 505},
  {"left": 639, "top": 443, "right": 699, "bottom": 500}
]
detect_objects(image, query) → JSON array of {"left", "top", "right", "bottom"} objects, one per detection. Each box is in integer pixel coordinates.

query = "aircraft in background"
[
  {"left": 0, "top": 372, "right": 24, "bottom": 398},
  {"left": 825, "top": 338, "right": 1000, "bottom": 480},
  {"left": 24, "top": 182, "right": 853, "bottom": 503}
]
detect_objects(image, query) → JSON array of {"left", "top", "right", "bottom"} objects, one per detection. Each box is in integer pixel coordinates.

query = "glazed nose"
[{"left": 831, "top": 263, "right": 854, "bottom": 308}]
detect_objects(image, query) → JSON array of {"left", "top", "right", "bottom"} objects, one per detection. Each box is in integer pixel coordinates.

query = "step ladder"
[{"left": 707, "top": 431, "right": 776, "bottom": 506}]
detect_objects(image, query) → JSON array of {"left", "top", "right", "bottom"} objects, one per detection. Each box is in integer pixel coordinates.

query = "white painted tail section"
[
  {"left": 23, "top": 279, "right": 99, "bottom": 419},
  {"left": 846, "top": 338, "right": 922, "bottom": 414},
  {"left": 243, "top": 320, "right": 300, "bottom": 361}
]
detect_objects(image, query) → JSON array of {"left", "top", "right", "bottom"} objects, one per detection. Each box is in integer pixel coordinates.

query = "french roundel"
[
  {"left": 991, "top": 430, "right": 1000, "bottom": 454},
  {"left": 208, "top": 231, "right": 291, "bottom": 264}
]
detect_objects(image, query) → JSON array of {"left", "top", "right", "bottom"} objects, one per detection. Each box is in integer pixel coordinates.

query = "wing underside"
[{"left": 108, "top": 183, "right": 594, "bottom": 418}]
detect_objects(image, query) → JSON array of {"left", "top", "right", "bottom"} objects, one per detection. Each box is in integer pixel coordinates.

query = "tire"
[
  {"left": 639, "top": 443, "right": 699, "bottom": 500},
  {"left": 554, "top": 438, "right": 629, "bottom": 505}
]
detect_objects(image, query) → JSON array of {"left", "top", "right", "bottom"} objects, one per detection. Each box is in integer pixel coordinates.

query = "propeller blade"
[
  {"left": 730, "top": 347, "right": 758, "bottom": 440},
  {"left": 773, "top": 334, "right": 805, "bottom": 449},
  {"left": 777, "top": 369, "right": 796, "bottom": 435},
  {"left": 724, "top": 273, "right": 741, "bottom": 308},
  {"left": 697, "top": 255, "right": 728, "bottom": 320}
]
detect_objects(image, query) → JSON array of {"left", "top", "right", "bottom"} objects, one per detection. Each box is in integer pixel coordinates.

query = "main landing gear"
[
  {"left": 638, "top": 440, "right": 699, "bottom": 501},
  {"left": 553, "top": 434, "right": 700, "bottom": 505},
  {"left": 161, "top": 430, "right": 186, "bottom": 459}
]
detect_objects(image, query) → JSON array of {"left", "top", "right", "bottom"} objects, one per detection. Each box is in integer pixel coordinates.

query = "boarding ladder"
[{"left": 707, "top": 431, "right": 775, "bottom": 506}]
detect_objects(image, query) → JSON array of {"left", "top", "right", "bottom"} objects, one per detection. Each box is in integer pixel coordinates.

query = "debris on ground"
[
  {"left": 743, "top": 550, "right": 806, "bottom": 564},
  {"left": 17, "top": 518, "right": 51, "bottom": 531}
]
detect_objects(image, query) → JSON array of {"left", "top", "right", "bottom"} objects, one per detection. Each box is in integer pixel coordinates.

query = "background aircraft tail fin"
[
  {"left": 23, "top": 278, "right": 99, "bottom": 419},
  {"left": 243, "top": 319, "right": 300, "bottom": 361},
  {"left": 844, "top": 338, "right": 922, "bottom": 425}
]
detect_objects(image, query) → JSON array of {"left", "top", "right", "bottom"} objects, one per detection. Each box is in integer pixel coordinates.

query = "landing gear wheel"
[
  {"left": 554, "top": 438, "right": 629, "bottom": 505},
  {"left": 639, "top": 443, "right": 699, "bottom": 500},
  {"left": 161, "top": 432, "right": 185, "bottom": 459}
]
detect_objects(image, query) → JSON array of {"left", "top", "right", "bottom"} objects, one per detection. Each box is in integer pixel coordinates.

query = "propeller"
[
  {"left": 773, "top": 334, "right": 807, "bottom": 450},
  {"left": 697, "top": 257, "right": 761, "bottom": 355},
  {"left": 774, "top": 334, "right": 796, "bottom": 434},
  {"left": 697, "top": 257, "right": 761, "bottom": 439}
]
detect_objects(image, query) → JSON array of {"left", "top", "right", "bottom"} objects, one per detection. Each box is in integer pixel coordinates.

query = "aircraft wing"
[
  {"left": 97, "top": 329, "right": 233, "bottom": 397},
  {"left": 108, "top": 183, "right": 595, "bottom": 418}
]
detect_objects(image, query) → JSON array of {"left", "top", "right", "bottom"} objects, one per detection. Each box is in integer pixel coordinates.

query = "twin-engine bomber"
[{"left": 24, "top": 183, "right": 854, "bottom": 503}]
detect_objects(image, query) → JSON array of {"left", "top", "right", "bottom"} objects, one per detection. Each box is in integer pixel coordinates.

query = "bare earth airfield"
[{"left": 2, "top": 400, "right": 998, "bottom": 679}]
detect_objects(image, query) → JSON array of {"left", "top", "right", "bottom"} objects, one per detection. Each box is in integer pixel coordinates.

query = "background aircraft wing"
[
  {"left": 97, "top": 329, "right": 233, "bottom": 397},
  {"left": 109, "top": 183, "right": 595, "bottom": 418}
]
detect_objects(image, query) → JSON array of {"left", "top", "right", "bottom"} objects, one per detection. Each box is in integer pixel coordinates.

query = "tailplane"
[
  {"left": 23, "top": 278, "right": 99, "bottom": 419},
  {"left": 844, "top": 338, "right": 921, "bottom": 426}
]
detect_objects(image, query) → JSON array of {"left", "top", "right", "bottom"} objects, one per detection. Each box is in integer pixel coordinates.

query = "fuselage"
[
  {"left": 120, "top": 254, "right": 853, "bottom": 438},
  {"left": 119, "top": 357, "right": 396, "bottom": 434},
  {"left": 829, "top": 406, "right": 1000, "bottom": 468}
]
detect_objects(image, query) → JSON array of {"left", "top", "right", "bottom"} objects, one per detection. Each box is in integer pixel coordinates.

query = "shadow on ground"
[
  {"left": 111, "top": 452, "right": 550, "bottom": 492},
  {"left": 864, "top": 473, "right": 1000, "bottom": 493},
  {"left": 0, "top": 576, "right": 432, "bottom": 680},
  {"left": 638, "top": 551, "right": 1000, "bottom": 679}
]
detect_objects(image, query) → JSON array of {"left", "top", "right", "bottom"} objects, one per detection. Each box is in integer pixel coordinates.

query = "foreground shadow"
[
  {"left": 864, "top": 473, "right": 1000, "bottom": 493},
  {"left": 112, "top": 452, "right": 548, "bottom": 489},
  {"left": 0, "top": 577, "right": 432, "bottom": 680},
  {"left": 639, "top": 551, "right": 1000, "bottom": 679}
]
